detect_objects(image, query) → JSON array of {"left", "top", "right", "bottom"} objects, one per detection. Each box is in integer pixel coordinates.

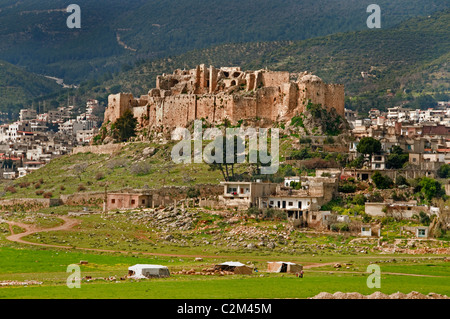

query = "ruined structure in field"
[{"left": 104, "top": 65, "right": 345, "bottom": 130}]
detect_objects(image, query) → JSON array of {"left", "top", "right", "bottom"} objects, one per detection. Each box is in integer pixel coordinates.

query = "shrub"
[
  {"left": 5, "top": 186, "right": 16, "bottom": 193},
  {"left": 437, "top": 164, "right": 450, "bottom": 178},
  {"left": 77, "top": 184, "right": 86, "bottom": 192},
  {"left": 18, "top": 182, "right": 30, "bottom": 188},
  {"left": 339, "top": 183, "right": 357, "bottom": 193},
  {"left": 95, "top": 172, "right": 105, "bottom": 180},
  {"left": 186, "top": 187, "right": 200, "bottom": 198},
  {"left": 262, "top": 208, "right": 287, "bottom": 220},
  {"left": 362, "top": 214, "right": 372, "bottom": 223},
  {"left": 372, "top": 172, "right": 393, "bottom": 189},
  {"left": 43, "top": 192, "right": 53, "bottom": 199},
  {"left": 60, "top": 185, "right": 66, "bottom": 191},
  {"left": 246, "top": 206, "right": 260, "bottom": 217},
  {"left": 129, "top": 162, "right": 152, "bottom": 176},
  {"left": 352, "top": 194, "right": 366, "bottom": 205},
  {"left": 35, "top": 190, "right": 44, "bottom": 195},
  {"left": 367, "top": 192, "right": 384, "bottom": 202},
  {"left": 34, "top": 182, "right": 41, "bottom": 189},
  {"left": 395, "top": 175, "right": 409, "bottom": 186}
]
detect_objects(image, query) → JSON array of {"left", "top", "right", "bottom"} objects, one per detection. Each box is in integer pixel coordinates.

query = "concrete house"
[
  {"left": 219, "top": 181, "right": 278, "bottom": 208},
  {"left": 105, "top": 191, "right": 153, "bottom": 211}
]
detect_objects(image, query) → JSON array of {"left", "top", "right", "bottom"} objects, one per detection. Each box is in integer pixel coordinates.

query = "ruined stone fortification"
[{"left": 104, "top": 65, "right": 345, "bottom": 130}]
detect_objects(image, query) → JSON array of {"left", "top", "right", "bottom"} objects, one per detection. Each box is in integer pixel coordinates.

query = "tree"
[
  {"left": 113, "top": 109, "right": 137, "bottom": 142},
  {"left": 395, "top": 175, "right": 409, "bottom": 186},
  {"left": 207, "top": 135, "right": 242, "bottom": 181},
  {"left": 418, "top": 177, "right": 444, "bottom": 202},
  {"left": 386, "top": 146, "right": 409, "bottom": 169},
  {"left": 372, "top": 172, "right": 393, "bottom": 189},
  {"left": 437, "top": 164, "right": 450, "bottom": 178},
  {"left": 357, "top": 137, "right": 381, "bottom": 156}
]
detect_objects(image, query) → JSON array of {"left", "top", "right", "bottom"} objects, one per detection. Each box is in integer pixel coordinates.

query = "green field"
[
  {"left": 0, "top": 202, "right": 449, "bottom": 299},
  {"left": 0, "top": 246, "right": 449, "bottom": 299}
]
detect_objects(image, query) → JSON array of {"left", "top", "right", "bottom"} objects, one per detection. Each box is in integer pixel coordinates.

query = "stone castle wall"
[{"left": 104, "top": 65, "right": 345, "bottom": 130}]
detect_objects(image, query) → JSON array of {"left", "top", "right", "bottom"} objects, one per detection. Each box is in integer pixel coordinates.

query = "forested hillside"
[
  {"left": 81, "top": 9, "right": 449, "bottom": 115},
  {"left": 0, "top": 0, "right": 447, "bottom": 83}
]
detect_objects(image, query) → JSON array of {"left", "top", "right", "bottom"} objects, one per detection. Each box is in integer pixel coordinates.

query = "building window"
[
  {"left": 288, "top": 202, "right": 293, "bottom": 206},
  {"left": 111, "top": 199, "right": 115, "bottom": 204},
  {"left": 142, "top": 200, "right": 146, "bottom": 204},
  {"left": 418, "top": 229, "right": 426, "bottom": 237},
  {"left": 131, "top": 200, "right": 136, "bottom": 205}
]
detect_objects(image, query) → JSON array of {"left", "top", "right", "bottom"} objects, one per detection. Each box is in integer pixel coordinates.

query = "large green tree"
[
  {"left": 418, "top": 177, "right": 444, "bottom": 202},
  {"left": 357, "top": 137, "right": 382, "bottom": 156},
  {"left": 386, "top": 145, "right": 409, "bottom": 169},
  {"left": 113, "top": 109, "right": 138, "bottom": 142}
]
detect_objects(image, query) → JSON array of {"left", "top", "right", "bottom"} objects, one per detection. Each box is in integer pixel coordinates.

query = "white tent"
[{"left": 128, "top": 264, "right": 170, "bottom": 279}]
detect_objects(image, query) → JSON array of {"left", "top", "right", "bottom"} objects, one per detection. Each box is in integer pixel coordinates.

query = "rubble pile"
[
  {"left": 311, "top": 291, "right": 450, "bottom": 299},
  {"left": 127, "top": 207, "right": 198, "bottom": 231}
]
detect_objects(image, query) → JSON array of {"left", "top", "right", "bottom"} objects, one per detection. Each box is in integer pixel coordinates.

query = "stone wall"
[
  {"left": 104, "top": 65, "right": 345, "bottom": 129},
  {"left": 0, "top": 198, "right": 62, "bottom": 211},
  {"left": 72, "top": 143, "right": 123, "bottom": 155}
]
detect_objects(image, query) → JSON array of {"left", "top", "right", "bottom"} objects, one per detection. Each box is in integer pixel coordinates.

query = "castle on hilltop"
[{"left": 104, "top": 65, "right": 345, "bottom": 130}]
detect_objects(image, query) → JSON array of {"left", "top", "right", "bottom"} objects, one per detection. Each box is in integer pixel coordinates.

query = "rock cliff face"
[{"left": 104, "top": 65, "right": 345, "bottom": 132}]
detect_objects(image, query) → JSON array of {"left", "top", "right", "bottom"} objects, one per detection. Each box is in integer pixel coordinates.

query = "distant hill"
[
  {"left": 89, "top": 9, "right": 449, "bottom": 115},
  {"left": 0, "top": 60, "right": 62, "bottom": 117},
  {"left": 0, "top": 0, "right": 447, "bottom": 83}
]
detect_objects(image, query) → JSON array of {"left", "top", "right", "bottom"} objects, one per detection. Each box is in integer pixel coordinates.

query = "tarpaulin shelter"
[
  {"left": 128, "top": 264, "right": 170, "bottom": 279},
  {"left": 267, "top": 261, "right": 303, "bottom": 273},
  {"left": 214, "top": 262, "right": 253, "bottom": 274}
]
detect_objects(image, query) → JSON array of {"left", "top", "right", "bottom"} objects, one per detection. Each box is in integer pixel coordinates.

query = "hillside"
[
  {"left": 86, "top": 9, "right": 449, "bottom": 115},
  {"left": 0, "top": 60, "right": 62, "bottom": 117},
  {"left": 0, "top": 0, "right": 447, "bottom": 84}
]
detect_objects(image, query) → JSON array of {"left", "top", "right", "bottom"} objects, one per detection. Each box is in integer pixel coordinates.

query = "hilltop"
[
  {"left": 0, "top": 60, "right": 62, "bottom": 117},
  {"left": 74, "top": 9, "right": 450, "bottom": 116},
  {"left": 0, "top": 0, "right": 447, "bottom": 83}
]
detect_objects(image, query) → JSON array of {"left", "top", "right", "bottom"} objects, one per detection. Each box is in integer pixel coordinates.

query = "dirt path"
[{"left": 4, "top": 216, "right": 81, "bottom": 247}]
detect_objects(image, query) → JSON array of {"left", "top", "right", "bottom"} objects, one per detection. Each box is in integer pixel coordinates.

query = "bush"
[
  {"left": 246, "top": 206, "right": 260, "bottom": 217},
  {"left": 437, "top": 164, "right": 450, "bottom": 178},
  {"left": 35, "top": 190, "right": 44, "bottom": 195},
  {"left": 372, "top": 172, "right": 393, "bottom": 189},
  {"left": 43, "top": 192, "right": 53, "bottom": 199},
  {"left": 5, "top": 186, "right": 16, "bottom": 193},
  {"left": 95, "top": 172, "right": 105, "bottom": 180},
  {"left": 129, "top": 162, "right": 152, "bottom": 176},
  {"left": 339, "top": 183, "right": 357, "bottom": 193},
  {"left": 367, "top": 192, "right": 384, "bottom": 202},
  {"left": 186, "top": 187, "right": 200, "bottom": 198},
  {"left": 262, "top": 208, "right": 287, "bottom": 220},
  {"left": 34, "top": 182, "right": 41, "bottom": 189},
  {"left": 77, "top": 184, "right": 86, "bottom": 192},
  {"left": 362, "top": 214, "right": 372, "bottom": 223},
  {"left": 395, "top": 175, "right": 409, "bottom": 186},
  {"left": 352, "top": 194, "right": 366, "bottom": 205}
]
